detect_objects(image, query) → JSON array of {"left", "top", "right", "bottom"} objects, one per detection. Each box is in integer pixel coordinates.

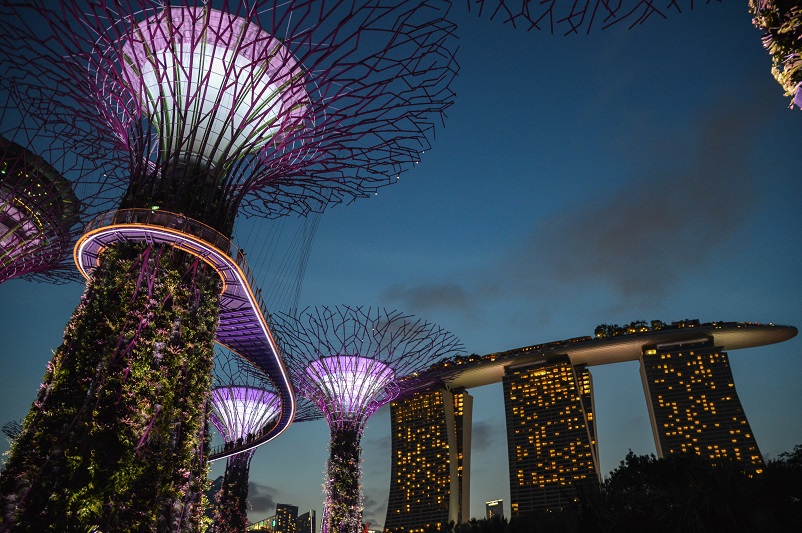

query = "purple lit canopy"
[
  {"left": 210, "top": 386, "right": 280, "bottom": 443},
  {"left": 305, "top": 355, "right": 397, "bottom": 424},
  {"left": 0, "top": 136, "right": 80, "bottom": 284},
  {"left": 115, "top": 6, "right": 310, "bottom": 168},
  {"left": 0, "top": 0, "right": 459, "bottom": 232},
  {"left": 273, "top": 306, "right": 464, "bottom": 431}
]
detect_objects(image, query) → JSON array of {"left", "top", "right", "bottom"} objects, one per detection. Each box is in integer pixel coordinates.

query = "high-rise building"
[
  {"left": 384, "top": 388, "right": 472, "bottom": 533},
  {"left": 485, "top": 500, "right": 503, "bottom": 520},
  {"left": 295, "top": 509, "right": 317, "bottom": 533},
  {"left": 383, "top": 322, "right": 795, "bottom": 519},
  {"left": 275, "top": 504, "right": 299, "bottom": 533},
  {"left": 502, "top": 357, "right": 600, "bottom": 516},
  {"left": 640, "top": 338, "right": 763, "bottom": 471}
]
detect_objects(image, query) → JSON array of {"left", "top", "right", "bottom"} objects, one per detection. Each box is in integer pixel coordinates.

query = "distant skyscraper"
[
  {"left": 275, "top": 504, "right": 299, "bottom": 533},
  {"left": 502, "top": 357, "right": 599, "bottom": 515},
  {"left": 384, "top": 388, "right": 472, "bottom": 533},
  {"left": 639, "top": 339, "right": 763, "bottom": 470},
  {"left": 485, "top": 500, "right": 503, "bottom": 520},
  {"left": 296, "top": 510, "right": 317, "bottom": 533}
]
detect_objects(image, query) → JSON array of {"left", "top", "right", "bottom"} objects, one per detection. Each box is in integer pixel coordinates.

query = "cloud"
[
  {"left": 511, "top": 100, "right": 762, "bottom": 304},
  {"left": 381, "top": 282, "right": 472, "bottom": 313},
  {"left": 381, "top": 91, "right": 769, "bottom": 316},
  {"left": 362, "top": 492, "right": 387, "bottom": 529},
  {"left": 472, "top": 419, "right": 502, "bottom": 451},
  {"left": 365, "top": 433, "right": 392, "bottom": 454},
  {"left": 248, "top": 481, "right": 277, "bottom": 514}
]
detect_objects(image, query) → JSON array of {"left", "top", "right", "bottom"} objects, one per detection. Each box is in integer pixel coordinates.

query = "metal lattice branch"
[
  {"left": 272, "top": 306, "right": 464, "bottom": 430},
  {"left": 0, "top": 0, "right": 459, "bottom": 234},
  {"left": 0, "top": 136, "right": 80, "bottom": 284},
  {"left": 0, "top": 72, "right": 127, "bottom": 284},
  {"left": 464, "top": 0, "right": 715, "bottom": 35},
  {"left": 212, "top": 346, "right": 322, "bottom": 435}
]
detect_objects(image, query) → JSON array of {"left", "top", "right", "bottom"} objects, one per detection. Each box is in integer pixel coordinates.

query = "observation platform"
[
  {"left": 74, "top": 208, "right": 295, "bottom": 461},
  {"left": 444, "top": 322, "right": 798, "bottom": 390}
]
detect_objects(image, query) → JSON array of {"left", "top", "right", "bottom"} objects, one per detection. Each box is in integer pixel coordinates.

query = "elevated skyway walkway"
[{"left": 74, "top": 208, "right": 295, "bottom": 461}]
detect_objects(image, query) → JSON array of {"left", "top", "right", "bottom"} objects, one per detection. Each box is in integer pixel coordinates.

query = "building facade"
[
  {"left": 382, "top": 322, "right": 794, "bottom": 519},
  {"left": 640, "top": 338, "right": 763, "bottom": 470},
  {"left": 295, "top": 509, "right": 317, "bottom": 533},
  {"left": 275, "top": 504, "right": 299, "bottom": 533},
  {"left": 384, "top": 388, "right": 472, "bottom": 533},
  {"left": 485, "top": 500, "right": 503, "bottom": 520},
  {"left": 502, "top": 357, "right": 600, "bottom": 516}
]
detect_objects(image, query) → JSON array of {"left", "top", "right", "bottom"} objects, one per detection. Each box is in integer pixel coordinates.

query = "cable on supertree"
[
  {"left": 272, "top": 306, "right": 464, "bottom": 533},
  {"left": 463, "top": 0, "right": 717, "bottom": 35},
  {"left": 208, "top": 347, "right": 321, "bottom": 533},
  {"left": 750, "top": 0, "right": 802, "bottom": 109},
  {"left": 0, "top": 2, "right": 457, "bottom": 531}
]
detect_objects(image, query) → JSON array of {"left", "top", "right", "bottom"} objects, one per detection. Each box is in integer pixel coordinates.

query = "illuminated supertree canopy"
[
  {"left": 0, "top": 137, "right": 80, "bottom": 284},
  {"left": 273, "top": 306, "right": 464, "bottom": 533},
  {"left": 209, "top": 348, "right": 322, "bottom": 533},
  {"left": 0, "top": 2, "right": 457, "bottom": 531},
  {"left": 463, "top": 0, "right": 707, "bottom": 35},
  {"left": 210, "top": 352, "right": 281, "bottom": 533},
  {"left": 0, "top": 87, "right": 118, "bottom": 285},
  {"left": 749, "top": 0, "right": 802, "bottom": 109},
  {"left": 1, "top": 0, "right": 458, "bottom": 234},
  {"left": 211, "top": 386, "right": 281, "bottom": 447}
]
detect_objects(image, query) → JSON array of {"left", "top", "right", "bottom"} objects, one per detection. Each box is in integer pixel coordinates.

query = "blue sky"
[{"left": 1, "top": 2, "right": 800, "bottom": 527}]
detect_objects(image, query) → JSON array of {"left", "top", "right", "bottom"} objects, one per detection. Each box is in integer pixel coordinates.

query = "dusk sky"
[{"left": 1, "top": 2, "right": 800, "bottom": 528}]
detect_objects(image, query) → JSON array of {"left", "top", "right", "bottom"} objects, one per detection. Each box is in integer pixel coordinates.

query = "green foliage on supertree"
[
  {"left": 213, "top": 452, "right": 252, "bottom": 533},
  {"left": 0, "top": 242, "right": 220, "bottom": 531},
  {"left": 325, "top": 426, "right": 362, "bottom": 533},
  {"left": 750, "top": 0, "right": 802, "bottom": 108}
]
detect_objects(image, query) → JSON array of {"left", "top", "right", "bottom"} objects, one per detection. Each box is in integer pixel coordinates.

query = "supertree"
[
  {"left": 462, "top": 0, "right": 710, "bottom": 35},
  {"left": 0, "top": 136, "right": 80, "bottom": 284},
  {"left": 750, "top": 0, "right": 802, "bottom": 109},
  {"left": 272, "top": 306, "right": 464, "bottom": 533},
  {"left": 0, "top": 88, "right": 117, "bottom": 285},
  {"left": 0, "top": 1, "right": 457, "bottom": 530},
  {"left": 208, "top": 348, "right": 322, "bottom": 533}
]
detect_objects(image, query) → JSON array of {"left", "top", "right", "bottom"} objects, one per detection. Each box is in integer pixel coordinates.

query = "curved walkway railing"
[{"left": 74, "top": 208, "right": 295, "bottom": 461}]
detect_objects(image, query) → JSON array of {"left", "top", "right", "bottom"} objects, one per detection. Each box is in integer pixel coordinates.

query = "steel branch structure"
[
  {"left": 273, "top": 306, "right": 463, "bottom": 533},
  {"left": 1, "top": 0, "right": 458, "bottom": 234},
  {"left": 210, "top": 352, "right": 281, "bottom": 533},
  {"left": 464, "top": 0, "right": 711, "bottom": 35},
  {"left": 209, "top": 350, "right": 321, "bottom": 532},
  {"left": 0, "top": 137, "right": 80, "bottom": 284},
  {"left": 0, "top": 1, "right": 457, "bottom": 530},
  {"left": 0, "top": 88, "right": 118, "bottom": 284}
]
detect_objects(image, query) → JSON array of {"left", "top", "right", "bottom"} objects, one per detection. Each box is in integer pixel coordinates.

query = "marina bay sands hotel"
[{"left": 383, "top": 320, "right": 797, "bottom": 533}]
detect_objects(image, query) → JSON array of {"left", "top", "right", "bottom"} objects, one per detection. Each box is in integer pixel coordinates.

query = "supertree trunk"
[
  {"left": 213, "top": 451, "right": 254, "bottom": 533},
  {"left": 324, "top": 425, "right": 363, "bottom": 533},
  {"left": 0, "top": 242, "right": 220, "bottom": 532}
]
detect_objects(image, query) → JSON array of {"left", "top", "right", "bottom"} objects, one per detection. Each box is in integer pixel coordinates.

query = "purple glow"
[
  {"left": 0, "top": 136, "right": 80, "bottom": 284},
  {"left": 209, "top": 386, "right": 280, "bottom": 442},
  {"left": 305, "top": 356, "right": 395, "bottom": 421},
  {"left": 114, "top": 6, "right": 309, "bottom": 167}
]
